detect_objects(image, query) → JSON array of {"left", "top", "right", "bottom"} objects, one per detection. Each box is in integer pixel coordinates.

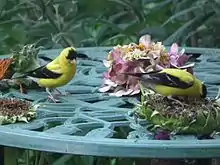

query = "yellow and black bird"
[
  {"left": 15, "top": 47, "right": 79, "bottom": 102},
  {"left": 123, "top": 68, "right": 207, "bottom": 99}
]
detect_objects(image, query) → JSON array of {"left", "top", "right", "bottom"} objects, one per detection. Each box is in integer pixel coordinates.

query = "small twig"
[
  {"left": 38, "top": 152, "right": 46, "bottom": 165},
  {"left": 34, "top": 151, "right": 40, "bottom": 165}
]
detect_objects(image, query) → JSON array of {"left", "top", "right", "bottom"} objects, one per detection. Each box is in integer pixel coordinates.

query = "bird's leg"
[
  {"left": 54, "top": 88, "right": 63, "bottom": 95},
  {"left": 53, "top": 88, "right": 70, "bottom": 96},
  {"left": 46, "top": 88, "right": 60, "bottom": 103},
  {"left": 19, "top": 83, "right": 26, "bottom": 94}
]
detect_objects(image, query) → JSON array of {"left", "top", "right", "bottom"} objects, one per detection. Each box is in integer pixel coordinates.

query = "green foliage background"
[
  {"left": 1, "top": 0, "right": 220, "bottom": 164},
  {"left": 1, "top": 0, "right": 220, "bottom": 55}
]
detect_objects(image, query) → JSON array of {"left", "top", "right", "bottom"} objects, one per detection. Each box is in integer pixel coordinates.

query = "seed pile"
[
  {"left": 0, "top": 98, "right": 36, "bottom": 120},
  {"left": 143, "top": 94, "right": 219, "bottom": 121}
]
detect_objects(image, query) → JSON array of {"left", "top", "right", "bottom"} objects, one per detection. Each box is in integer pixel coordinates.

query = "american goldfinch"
[
  {"left": 123, "top": 68, "right": 207, "bottom": 99},
  {"left": 15, "top": 47, "right": 78, "bottom": 102}
]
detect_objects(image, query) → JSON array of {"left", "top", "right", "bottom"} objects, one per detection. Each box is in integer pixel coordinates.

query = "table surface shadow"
[{"left": 0, "top": 46, "right": 220, "bottom": 159}]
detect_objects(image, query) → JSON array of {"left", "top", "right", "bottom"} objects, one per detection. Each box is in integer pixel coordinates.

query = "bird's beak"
[{"left": 70, "top": 60, "right": 76, "bottom": 64}]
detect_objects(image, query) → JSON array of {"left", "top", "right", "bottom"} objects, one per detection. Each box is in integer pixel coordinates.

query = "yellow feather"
[
  {"left": 160, "top": 68, "right": 194, "bottom": 84},
  {"left": 140, "top": 68, "right": 206, "bottom": 98},
  {"left": 37, "top": 47, "right": 77, "bottom": 89},
  {"left": 46, "top": 64, "right": 61, "bottom": 71},
  {"left": 154, "top": 79, "right": 202, "bottom": 97}
]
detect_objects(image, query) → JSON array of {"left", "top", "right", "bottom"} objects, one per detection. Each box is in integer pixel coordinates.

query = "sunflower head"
[
  {"left": 135, "top": 86, "right": 220, "bottom": 135},
  {"left": 0, "top": 98, "right": 37, "bottom": 124}
]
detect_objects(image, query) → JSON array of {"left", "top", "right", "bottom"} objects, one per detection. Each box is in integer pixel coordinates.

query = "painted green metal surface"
[{"left": 0, "top": 47, "right": 220, "bottom": 158}]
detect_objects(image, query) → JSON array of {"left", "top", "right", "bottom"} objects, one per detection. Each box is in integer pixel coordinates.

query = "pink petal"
[
  {"left": 98, "top": 85, "right": 112, "bottom": 92},
  {"left": 109, "top": 63, "right": 122, "bottom": 77},
  {"left": 109, "top": 90, "right": 123, "bottom": 97},
  {"left": 111, "top": 48, "right": 124, "bottom": 63},
  {"left": 177, "top": 55, "right": 190, "bottom": 66},
  {"left": 114, "top": 62, "right": 123, "bottom": 71},
  {"left": 139, "top": 35, "right": 151, "bottom": 47},
  {"left": 111, "top": 51, "right": 118, "bottom": 60},
  {"left": 114, "top": 48, "right": 123, "bottom": 56},
  {"left": 130, "top": 89, "right": 140, "bottom": 95},
  {"left": 169, "top": 55, "right": 178, "bottom": 66},
  {"left": 178, "top": 63, "right": 195, "bottom": 69},
  {"left": 110, "top": 89, "right": 133, "bottom": 97},
  {"left": 170, "top": 43, "right": 178, "bottom": 54},
  {"left": 103, "top": 60, "right": 111, "bottom": 67},
  {"left": 122, "top": 89, "right": 133, "bottom": 95},
  {"left": 155, "top": 64, "right": 165, "bottom": 70},
  {"left": 121, "top": 61, "right": 136, "bottom": 72},
  {"left": 114, "top": 74, "right": 127, "bottom": 85},
  {"left": 104, "top": 79, "right": 117, "bottom": 87},
  {"left": 179, "top": 48, "right": 185, "bottom": 55},
  {"left": 109, "top": 74, "right": 126, "bottom": 85},
  {"left": 126, "top": 77, "right": 139, "bottom": 89},
  {"left": 103, "top": 72, "right": 109, "bottom": 79}
]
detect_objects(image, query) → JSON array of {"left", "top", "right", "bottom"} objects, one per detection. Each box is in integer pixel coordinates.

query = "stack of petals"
[{"left": 99, "top": 35, "right": 193, "bottom": 97}]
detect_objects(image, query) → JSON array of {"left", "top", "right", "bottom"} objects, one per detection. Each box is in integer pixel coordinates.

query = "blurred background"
[
  {"left": 1, "top": 0, "right": 219, "bottom": 54},
  {"left": 1, "top": 1, "right": 220, "bottom": 165}
]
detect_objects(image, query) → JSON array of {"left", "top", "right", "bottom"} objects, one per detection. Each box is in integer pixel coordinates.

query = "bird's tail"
[
  {"left": 121, "top": 70, "right": 160, "bottom": 77},
  {"left": 121, "top": 72, "right": 145, "bottom": 78},
  {"left": 11, "top": 74, "right": 27, "bottom": 79},
  {"left": 121, "top": 72, "right": 154, "bottom": 90}
]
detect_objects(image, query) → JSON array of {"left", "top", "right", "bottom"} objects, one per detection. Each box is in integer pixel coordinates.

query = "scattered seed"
[
  {"left": 140, "top": 94, "right": 219, "bottom": 121},
  {"left": 0, "top": 98, "right": 32, "bottom": 118}
]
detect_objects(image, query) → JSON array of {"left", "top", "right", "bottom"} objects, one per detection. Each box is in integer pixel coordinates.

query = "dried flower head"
[
  {"left": 99, "top": 35, "right": 193, "bottom": 97},
  {"left": 0, "top": 98, "right": 37, "bottom": 124},
  {"left": 136, "top": 89, "right": 220, "bottom": 135}
]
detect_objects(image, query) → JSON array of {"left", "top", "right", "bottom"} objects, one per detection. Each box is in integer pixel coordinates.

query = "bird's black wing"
[
  {"left": 25, "top": 65, "right": 62, "bottom": 79},
  {"left": 143, "top": 72, "right": 193, "bottom": 89}
]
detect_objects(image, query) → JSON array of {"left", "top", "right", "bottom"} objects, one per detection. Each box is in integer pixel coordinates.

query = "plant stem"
[
  {"left": 187, "top": 13, "right": 198, "bottom": 47},
  {"left": 38, "top": 0, "right": 71, "bottom": 47},
  {"left": 25, "top": 150, "right": 29, "bottom": 165},
  {"left": 38, "top": 152, "right": 46, "bottom": 165}
]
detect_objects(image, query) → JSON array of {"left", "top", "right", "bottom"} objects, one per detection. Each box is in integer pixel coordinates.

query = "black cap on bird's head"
[
  {"left": 66, "top": 47, "right": 78, "bottom": 60},
  {"left": 65, "top": 47, "right": 89, "bottom": 61}
]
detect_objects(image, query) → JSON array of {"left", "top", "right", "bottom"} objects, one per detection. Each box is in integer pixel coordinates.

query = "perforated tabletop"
[{"left": 0, "top": 47, "right": 220, "bottom": 158}]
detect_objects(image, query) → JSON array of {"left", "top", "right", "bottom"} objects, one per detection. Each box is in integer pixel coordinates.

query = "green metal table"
[{"left": 0, "top": 47, "right": 220, "bottom": 163}]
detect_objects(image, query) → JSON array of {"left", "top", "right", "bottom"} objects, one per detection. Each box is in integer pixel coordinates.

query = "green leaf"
[
  {"left": 209, "top": 1, "right": 220, "bottom": 15},
  {"left": 204, "top": 110, "right": 215, "bottom": 130},
  {"left": 108, "top": 0, "right": 131, "bottom": 9},
  {"left": 150, "top": 110, "right": 159, "bottom": 118},
  {"left": 174, "top": 0, "right": 194, "bottom": 13},
  {"left": 182, "top": 25, "right": 207, "bottom": 44},
  {"left": 0, "top": 19, "right": 22, "bottom": 26},
  {"left": 162, "top": 6, "right": 200, "bottom": 27},
  {"left": 7, "top": 27, "right": 26, "bottom": 42},
  {"left": 0, "top": 0, "right": 6, "bottom": 13},
  {"left": 194, "top": 110, "right": 207, "bottom": 128},
  {"left": 164, "top": 12, "right": 215, "bottom": 45},
  {"left": 98, "top": 19, "right": 125, "bottom": 33},
  {"left": 139, "top": 26, "right": 168, "bottom": 40},
  {"left": 108, "top": 11, "right": 128, "bottom": 22}
]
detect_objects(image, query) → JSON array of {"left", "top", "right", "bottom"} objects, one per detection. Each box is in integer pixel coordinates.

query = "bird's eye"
[{"left": 66, "top": 49, "right": 77, "bottom": 60}]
